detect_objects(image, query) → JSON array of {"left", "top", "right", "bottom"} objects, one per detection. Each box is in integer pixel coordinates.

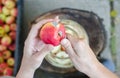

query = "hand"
[
  {"left": 16, "top": 18, "right": 59, "bottom": 78},
  {"left": 60, "top": 34, "right": 118, "bottom": 78},
  {"left": 60, "top": 34, "right": 98, "bottom": 73}
]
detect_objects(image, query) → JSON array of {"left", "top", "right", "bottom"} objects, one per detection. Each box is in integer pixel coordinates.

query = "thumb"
[{"left": 60, "top": 39, "right": 77, "bottom": 57}]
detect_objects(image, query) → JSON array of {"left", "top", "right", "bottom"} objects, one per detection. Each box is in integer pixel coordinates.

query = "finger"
[
  {"left": 27, "top": 19, "right": 54, "bottom": 41},
  {"left": 66, "top": 34, "right": 85, "bottom": 55},
  {"left": 33, "top": 44, "right": 54, "bottom": 60},
  {"left": 60, "top": 39, "right": 77, "bottom": 58}
]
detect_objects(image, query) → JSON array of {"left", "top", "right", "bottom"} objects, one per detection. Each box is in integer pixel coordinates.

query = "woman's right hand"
[{"left": 60, "top": 34, "right": 118, "bottom": 78}]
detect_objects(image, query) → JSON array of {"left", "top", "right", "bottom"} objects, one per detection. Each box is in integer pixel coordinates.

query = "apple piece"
[
  {"left": 9, "top": 31, "right": 16, "bottom": 40},
  {"left": 3, "top": 24, "right": 10, "bottom": 33},
  {"left": 7, "top": 57, "right": 14, "bottom": 66},
  {"left": 0, "top": 56, "right": 4, "bottom": 64},
  {"left": 0, "top": 44, "right": 7, "bottom": 51},
  {"left": 0, "top": 27, "right": 5, "bottom": 37},
  {"left": 40, "top": 22, "right": 66, "bottom": 46},
  {"left": 0, "top": 63, "right": 8, "bottom": 73},
  {"left": 3, "top": 67, "right": 13, "bottom": 76},
  {"left": 2, "top": 50, "right": 11, "bottom": 59},
  {"left": 1, "top": 35, "right": 12, "bottom": 46},
  {"left": 8, "top": 43, "right": 15, "bottom": 51},
  {"left": 5, "top": 0, "right": 15, "bottom": 9},
  {"left": 2, "top": 6, "right": 10, "bottom": 16},
  {"left": 0, "top": 13, "right": 6, "bottom": 22},
  {"left": 10, "top": 23, "right": 16, "bottom": 31},
  {"left": 10, "top": 8, "right": 18, "bottom": 17},
  {"left": 5, "top": 16, "right": 15, "bottom": 24}
]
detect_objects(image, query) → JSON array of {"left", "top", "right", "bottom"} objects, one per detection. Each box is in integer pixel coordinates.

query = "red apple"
[
  {"left": 9, "top": 31, "right": 16, "bottom": 40},
  {"left": 0, "top": 27, "right": 5, "bottom": 37},
  {"left": 7, "top": 57, "right": 14, "bottom": 66},
  {"left": 0, "top": 13, "right": 6, "bottom": 22},
  {"left": 5, "top": 0, "right": 15, "bottom": 9},
  {"left": 2, "top": 0, "right": 7, "bottom": 5},
  {"left": 5, "top": 16, "right": 15, "bottom": 24},
  {"left": 10, "top": 8, "right": 17, "bottom": 17},
  {"left": 10, "top": 23, "right": 16, "bottom": 31},
  {"left": 0, "top": 63, "right": 8, "bottom": 73},
  {"left": 8, "top": 43, "right": 15, "bottom": 51},
  {"left": 0, "top": 44, "right": 7, "bottom": 51},
  {"left": 3, "top": 24, "right": 10, "bottom": 33},
  {"left": 2, "top": 6, "right": 10, "bottom": 16},
  {"left": 1, "top": 35, "right": 12, "bottom": 46},
  {"left": 3, "top": 67, "right": 13, "bottom": 76},
  {"left": 2, "top": 50, "right": 11, "bottom": 59},
  {"left": 0, "top": 19, "right": 4, "bottom": 25},
  {"left": 0, "top": 6, "right": 2, "bottom": 13},
  {"left": 40, "top": 22, "right": 66, "bottom": 46}
]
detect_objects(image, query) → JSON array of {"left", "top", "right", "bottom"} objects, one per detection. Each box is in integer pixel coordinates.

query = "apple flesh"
[{"left": 40, "top": 22, "right": 66, "bottom": 46}]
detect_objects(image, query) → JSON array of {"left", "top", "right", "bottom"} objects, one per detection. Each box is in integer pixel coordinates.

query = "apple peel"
[{"left": 40, "top": 22, "right": 66, "bottom": 46}]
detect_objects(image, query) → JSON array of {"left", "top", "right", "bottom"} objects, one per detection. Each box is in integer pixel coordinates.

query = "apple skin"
[
  {"left": 3, "top": 67, "right": 13, "bottom": 76},
  {"left": 2, "top": 6, "right": 10, "bottom": 16},
  {"left": 10, "top": 8, "right": 17, "bottom": 17},
  {"left": 8, "top": 43, "right": 15, "bottom": 51},
  {"left": 7, "top": 57, "right": 14, "bottom": 66},
  {"left": 1, "top": 35, "right": 12, "bottom": 46},
  {"left": 3, "top": 24, "right": 10, "bottom": 33},
  {"left": 2, "top": 50, "right": 11, "bottom": 59},
  {"left": 5, "top": 16, "right": 15, "bottom": 24},
  {"left": 0, "top": 27, "right": 5, "bottom": 37},
  {"left": 0, "top": 19, "right": 4, "bottom": 25},
  {"left": 9, "top": 31, "right": 16, "bottom": 40},
  {"left": 0, "top": 63, "right": 8, "bottom": 73},
  {"left": 2, "top": 0, "right": 7, "bottom": 5},
  {"left": 0, "top": 56, "right": 4, "bottom": 64},
  {"left": 10, "top": 23, "right": 16, "bottom": 31},
  {"left": 0, "top": 44, "right": 7, "bottom": 51},
  {"left": 0, "top": 13, "right": 6, "bottom": 22},
  {"left": 5, "top": 0, "right": 15, "bottom": 9},
  {"left": 40, "top": 22, "right": 66, "bottom": 46},
  {"left": 0, "top": 6, "right": 2, "bottom": 13}
]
